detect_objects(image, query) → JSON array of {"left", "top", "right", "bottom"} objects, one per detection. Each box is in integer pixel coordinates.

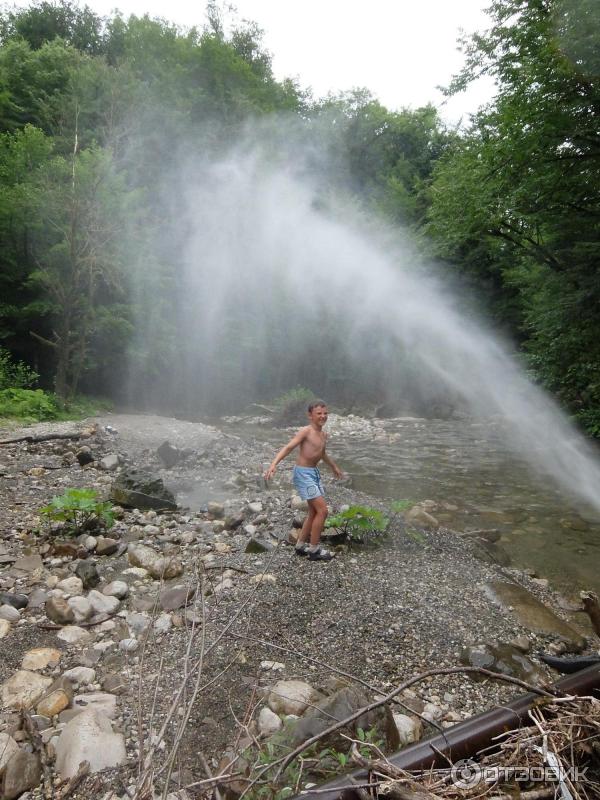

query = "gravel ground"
[{"left": 0, "top": 413, "right": 594, "bottom": 800}]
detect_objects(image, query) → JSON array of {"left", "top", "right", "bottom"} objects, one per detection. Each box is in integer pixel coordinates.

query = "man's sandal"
[
  {"left": 294, "top": 543, "right": 309, "bottom": 556},
  {"left": 308, "top": 547, "right": 334, "bottom": 562}
]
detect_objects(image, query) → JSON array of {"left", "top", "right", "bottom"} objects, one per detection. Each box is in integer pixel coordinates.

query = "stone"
[
  {"left": 45, "top": 596, "right": 75, "bottom": 625},
  {"left": 21, "top": 648, "right": 61, "bottom": 671},
  {"left": 484, "top": 582, "right": 586, "bottom": 650},
  {"left": 154, "top": 614, "right": 173, "bottom": 633},
  {"left": 510, "top": 635, "right": 532, "bottom": 653},
  {"left": 119, "top": 638, "right": 139, "bottom": 652},
  {"left": 55, "top": 709, "right": 126, "bottom": 778},
  {"left": 76, "top": 447, "right": 94, "bottom": 466},
  {"left": 1, "top": 671, "right": 53, "bottom": 710},
  {"left": 56, "top": 626, "right": 92, "bottom": 645},
  {"left": 260, "top": 661, "right": 285, "bottom": 672},
  {"left": 393, "top": 713, "right": 423, "bottom": 747},
  {"left": 0, "top": 732, "right": 20, "bottom": 770},
  {"left": 248, "top": 502, "right": 263, "bottom": 514},
  {"left": 290, "top": 495, "right": 308, "bottom": 511},
  {"left": 75, "top": 561, "right": 100, "bottom": 589},
  {"left": 258, "top": 707, "right": 282, "bottom": 736},
  {"left": 125, "top": 612, "right": 151, "bottom": 636},
  {"left": 87, "top": 590, "right": 120, "bottom": 616},
  {"left": 405, "top": 506, "right": 439, "bottom": 528},
  {"left": 207, "top": 502, "right": 224, "bottom": 518},
  {"left": 0, "top": 592, "right": 28, "bottom": 610},
  {"left": 0, "top": 605, "right": 20, "bottom": 623},
  {"left": 99, "top": 454, "right": 120, "bottom": 471},
  {"left": 56, "top": 576, "right": 84, "bottom": 597},
  {"left": 245, "top": 538, "right": 274, "bottom": 554},
  {"left": 12, "top": 554, "right": 43, "bottom": 573},
  {"left": 267, "top": 680, "right": 318, "bottom": 716},
  {"left": 243, "top": 524, "right": 257, "bottom": 536},
  {"left": 0, "top": 619, "right": 11, "bottom": 639},
  {"left": 0, "top": 748, "right": 41, "bottom": 800},
  {"left": 68, "top": 596, "right": 94, "bottom": 622},
  {"left": 560, "top": 516, "right": 590, "bottom": 532},
  {"left": 127, "top": 544, "right": 183, "bottom": 580},
  {"left": 214, "top": 579, "right": 234, "bottom": 594},
  {"left": 110, "top": 468, "right": 177, "bottom": 511},
  {"left": 157, "top": 441, "right": 181, "bottom": 469},
  {"left": 27, "top": 588, "right": 48, "bottom": 608},
  {"left": 160, "top": 585, "right": 195, "bottom": 611},
  {"left": 249, "top": 573, "right": 277, "bottom": 585},
  {"left": 460, "top": 642, "right": 547, "bottom": 685},
  {"left": 101, "top": 674, "right": 127, "bottom": 694},
  {"left": 103, "top": 581, "right": 129, "bottom": 599},
  {"left": 224, "top": 514, "right": 244, "bottom": 531},
  {"left": 63, "top": 667, "right": 96, "bottom": 685},
  {"left": 71, "top": 692, "right": 117, "bottom": 719},
  {"left": 95, "top": 536, "right": 119, "bottom": 556},
  {"left": 37, "top": 689, "right": 70, "bottom": 717}
]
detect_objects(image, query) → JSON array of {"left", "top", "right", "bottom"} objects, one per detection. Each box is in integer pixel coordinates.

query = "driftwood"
[{"left": 0, "top": 429, "right": 94, "bottom": 445}]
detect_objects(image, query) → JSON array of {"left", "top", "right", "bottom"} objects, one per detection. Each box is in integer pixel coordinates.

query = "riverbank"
[{"left": 0, "top": 414, "right": 596, "bottom": 799}]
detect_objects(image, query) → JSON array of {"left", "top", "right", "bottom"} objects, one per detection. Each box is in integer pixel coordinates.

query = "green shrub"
[
  {"left": 0, "top": 388, "right": 60, "bottom": 421},
  {"left": 326, "top": 505, "right": 389, "bottom": 542},
  {"left": 0, "top": 347, "right": 39, "bottom": 390},
  {"left": 40, "top": 488, "right": 115, "bottom": 534},
  {"left": 272, "top": 386, "right": 317, "bottom": 425}
]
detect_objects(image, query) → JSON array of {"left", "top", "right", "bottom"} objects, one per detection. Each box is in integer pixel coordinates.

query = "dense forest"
[{"left": 0, "top": 0, "right": 598, "bottom": 435}]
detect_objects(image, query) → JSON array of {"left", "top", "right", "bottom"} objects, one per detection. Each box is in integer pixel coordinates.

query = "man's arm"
[
  {"left": 265, "top": 428, "right": 307, "bottom": 479},
  {"left": 321, "top": 449, "right": 344, "bottom": 479}
]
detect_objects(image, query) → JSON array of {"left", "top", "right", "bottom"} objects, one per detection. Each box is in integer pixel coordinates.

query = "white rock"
[
  {"left": 249, "top": 573, "right": 277, "bottom": 585},
  {"left": 422, "top": 702, "right": 444, "bottom": 722},
  {"left": 119, "top": 638, "right": 139, "bottom": 652},
  {"left": 56, "top": 626, "right": 92, "bottom": 645},
  {"left": 260, "top": 661, "right": 285, "bottom": 672},
  {"left": 267, "top": 680, "right": 316, "bottom": 716},
  {"left": 87, "top": 590, "right": 120, "bottom": 616},
  {"left": 248, "top": 502, "right": 263, "bottom": 514},
  {"left": 243, "top": 524, "right": 257, "bottom": 536},
  {"left": 125, "top": 612, "right": 150, "bottom": 635},
  {"left": 258, "top": 707, "right": 282, "bottom": 736},
  {"left": 290, "top": 495, "right": 308, "bottom": 511},
  {"left": 55, "top": 708, "right": 126, "bottom": 778},
  {"left": 0, "top": 604, "right": 20, "bottom": 623},
  {"left": 102, "top": 581, "right": 129, "bottom": 599},
  {"left": 393, "top": 714, "right": 423, "bottom": 747},
  {"left": 154, "top": 614, "right": 172, "bottom": 633},
  {"left": 214, "top": 578, "right": 234, "bottom": 593},
  {"left": 122, "top": 567, "right": 149, "bottom": 578},
  {"left": 72, "top": 692, "right": 117, "bottom": 719},
  {"left": 46, "top": 575, "right": 59, "bottom": 588},
  {"left": 56, "top": 577, "right": 84, "bottom": 597},
  {"left": 63, "top": 667, "right": 96, "bottom": 685},
  {"left": 0, "top": 619, "right": 12, "bottom": 638},
  {"left": 68, "top": 596, "right": 93, "bottom": 622},
  {"left": 1, "top": 670, "right": 53, "bottom": 710},
  {"left": 83, "top": 536, "right": 97, "bottom": 551},
  {"left": 0, "top": 732, "right": 20, "bottom": 770}
]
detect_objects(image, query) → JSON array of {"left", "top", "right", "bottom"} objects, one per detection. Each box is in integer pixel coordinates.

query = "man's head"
[{"left": 308, "top": 400, "right": 328, "bottom": 426}]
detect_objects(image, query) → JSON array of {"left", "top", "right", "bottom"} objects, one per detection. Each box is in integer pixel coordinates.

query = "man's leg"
[{"left": 298, "top": 504, "right": 316, "bottom": 545}]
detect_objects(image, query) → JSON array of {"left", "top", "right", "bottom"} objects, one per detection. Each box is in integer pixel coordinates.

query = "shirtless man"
[{"left": 265, "top": 400, "right": 343, "bottom": 561}]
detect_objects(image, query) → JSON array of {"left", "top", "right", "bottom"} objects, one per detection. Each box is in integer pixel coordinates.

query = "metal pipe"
[{"left": 295, "top": 663, "right": 600, "bottom": 800}]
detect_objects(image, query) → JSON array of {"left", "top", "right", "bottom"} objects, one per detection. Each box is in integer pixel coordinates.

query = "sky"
[{"left": 21, "top": 0, "right": 497, "bottom": 121}]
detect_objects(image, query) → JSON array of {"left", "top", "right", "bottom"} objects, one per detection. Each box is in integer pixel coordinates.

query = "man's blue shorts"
[{"left": 293, "top": 466, "right": 325, "bottom": 501}]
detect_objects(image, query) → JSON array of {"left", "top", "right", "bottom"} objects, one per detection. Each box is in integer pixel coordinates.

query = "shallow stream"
[{"left": 220, "top": 414, "right": 600, "bottom": 598}]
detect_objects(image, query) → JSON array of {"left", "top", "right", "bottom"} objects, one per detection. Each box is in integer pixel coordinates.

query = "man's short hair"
[{"left": 308, "top": 399, "right": 327, "bottom": 412}]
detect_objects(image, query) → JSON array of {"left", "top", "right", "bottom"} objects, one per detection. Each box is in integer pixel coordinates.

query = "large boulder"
[
  {"left": 0, "top": 748, "right": 41, "bottom": 799},
  {"left": 110, "top": 468, "right": 177, "bottom": 511},
  {"left": 1, "top": 671, "right": 53, "bottom": 710}
]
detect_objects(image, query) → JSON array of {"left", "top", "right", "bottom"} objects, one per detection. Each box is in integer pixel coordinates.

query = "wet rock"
[
  {"left": 75, "top": 561, "right": 100, "bottom": 589},
  {"left": 267, "top": 680, "right": 318, "bottom": 716},
  {"left": 55, "top": 709, "right": 126, "bottom": 778},
  {"left": 160, "top": 585, "right": 195, "bottom": 611},
  {"left": 460, "top": 642, "right": 547, "bottom": 684},
  {"left": 76, "top": 447, "right": 94, "bottom": 466},
  {"left": 1, "top": 671, "right": 53, "bottom": 710},
  {"left": 157, "top": 441, "right": 181, "bottom": 469},
  {"left": 258, "top": 707, "right": 282, "bottom": 737},
  {"left": 127, "top": 544, "right": 183, "bottom": 580},
  {"left": 103, "top": 581, "right": 129, "bottom": 599},
  {"left": 485, "top": 582, "right": 586, "bottom": 650},
  {"left": 0, "top": 748, "right": 41, "bottom": 799},
  {"left": 111, "top": 468, "right": 177, "bottom": 511},
  {"left": 95, "top": 536, "right": 119, "bottom": 556},
  {"left": 99, "top": 454, "right": 120, "bottom": 471},
  {"left": 56, "top": 626, "right": 92, "bottom": 646},
  {"left": 45, "top": 597, "right": 75, "bottom": 625},
  {"left": 0, "top": 592, "right": 28, "bottom": 610},
  {"left": 0, "top": 605, "right": 20, "bottom": 623},
  {"left": 0, "top": 619, "right": 11, "bottom": 638},
  {"left": 21, "top": 648, "right": 61, "bottom": 671},
  {"left": 393, "top": 713, "right": 423, "bottom": 747}
]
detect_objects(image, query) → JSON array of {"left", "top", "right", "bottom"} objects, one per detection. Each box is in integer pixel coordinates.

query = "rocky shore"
[{"left": 0, "top": 414, "right": 596, "bottom": 800}]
